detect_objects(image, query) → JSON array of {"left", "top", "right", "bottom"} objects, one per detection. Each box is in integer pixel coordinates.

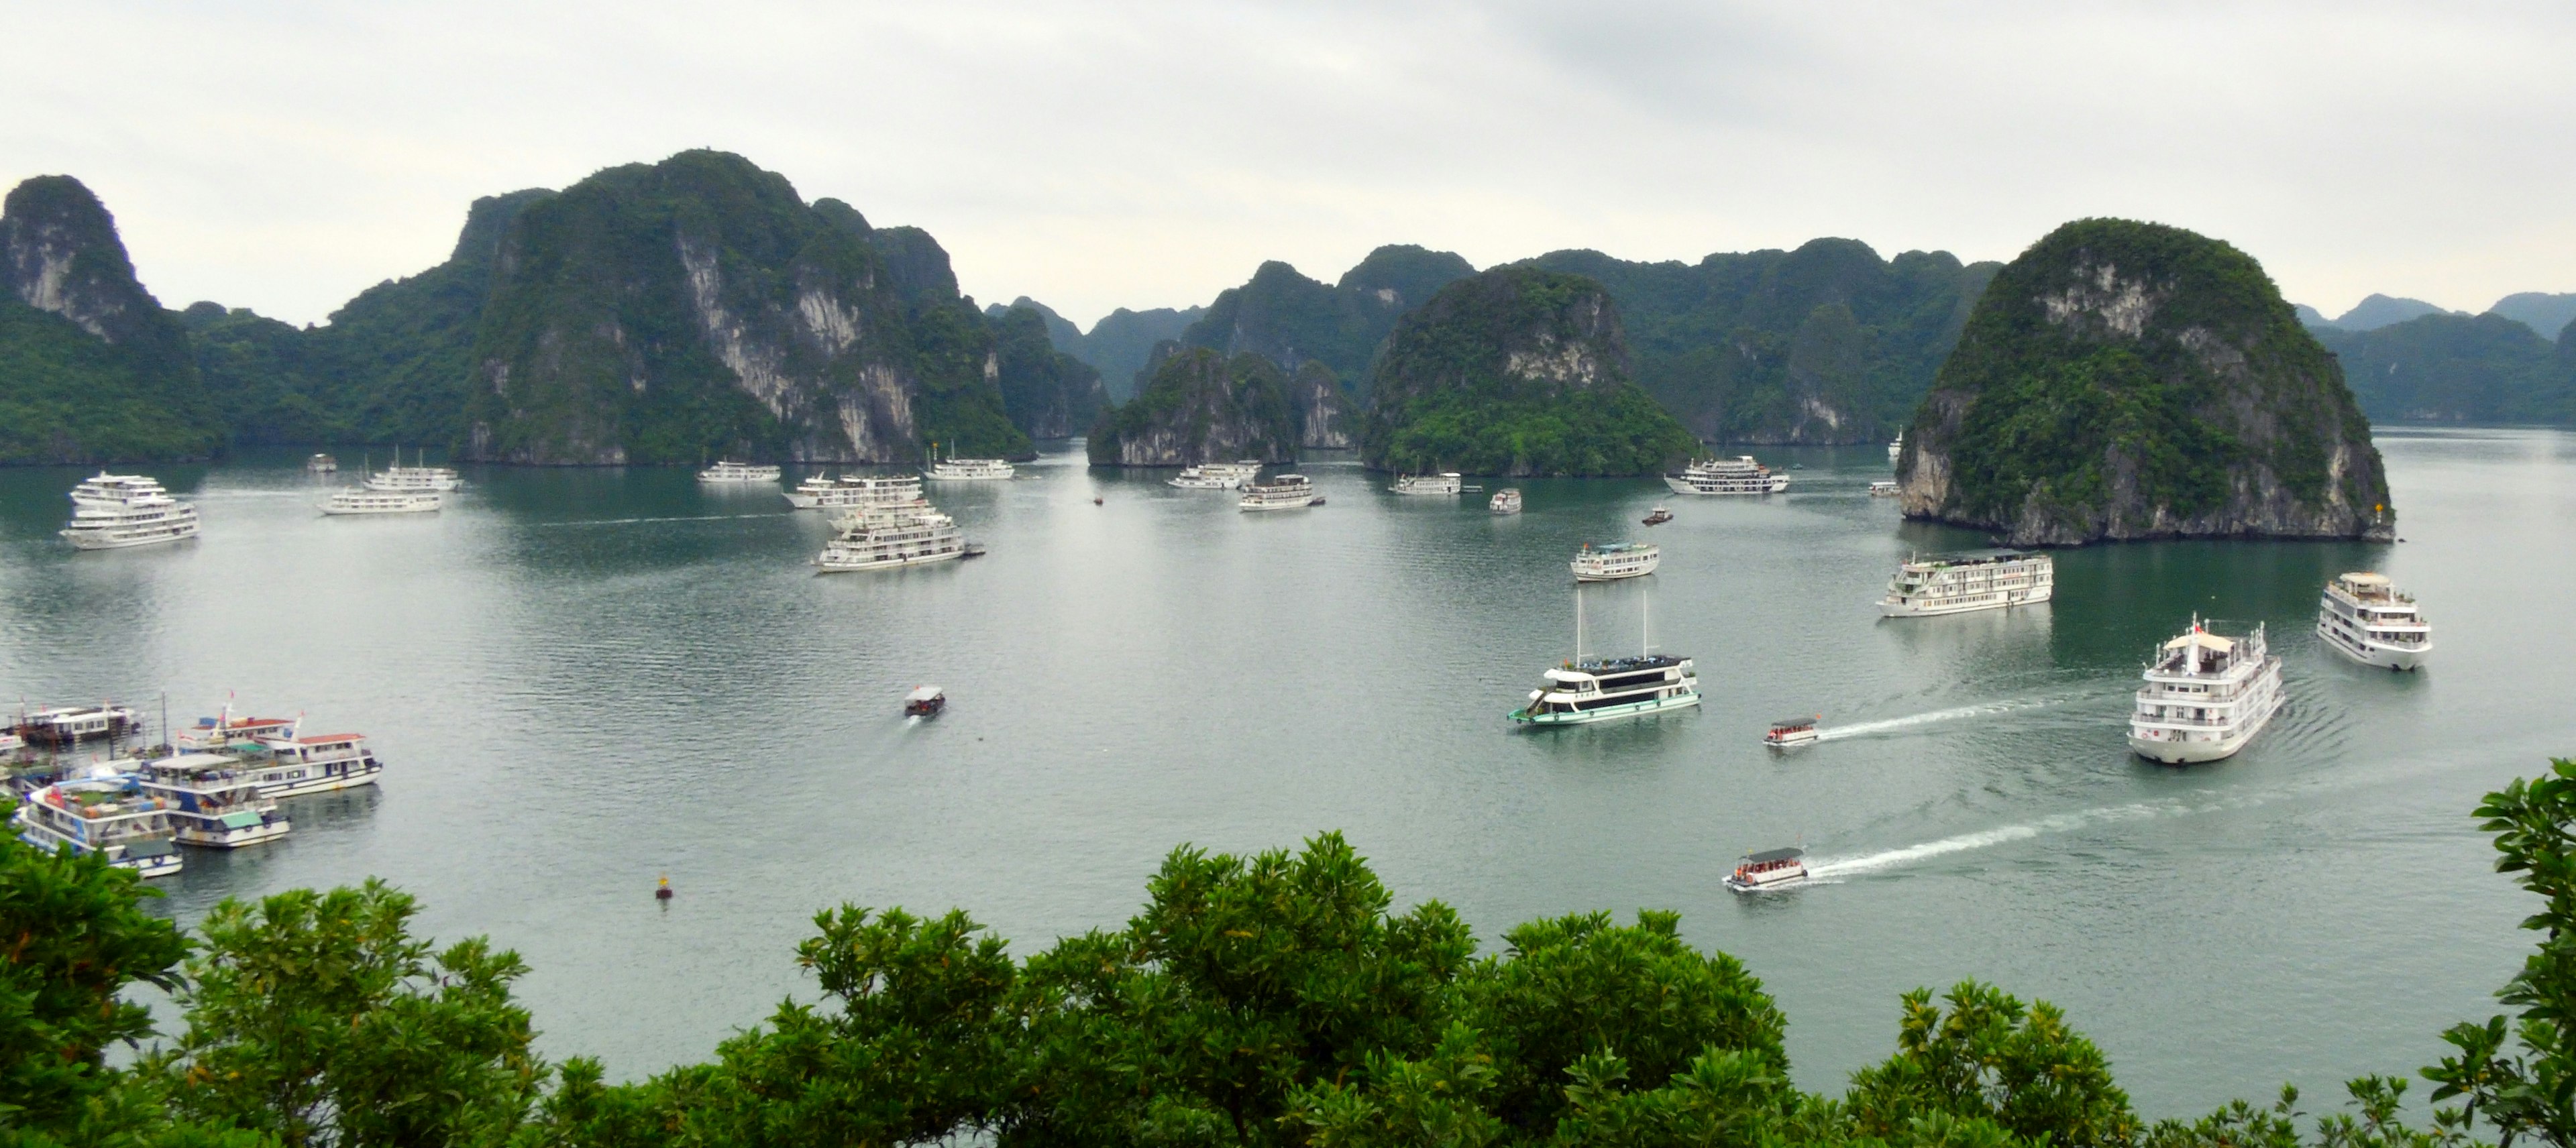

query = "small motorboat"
[
  {"left": 1490, "top": 487, "right": 1523, "bottom": 514},
  {"left": 1867, "top": 481, "right": 1899, "bottom": 498},
  {"left": 1724, "top": 847, "right": 1809, "bottom": 893},
  {"left": 1764, "top": 715, "right": 1821, "bottom": 748},
  {"left": 1093, "top": 496, "right": 1104, "bottom": 505},
  {"left": 1309, "top": 496, "right": 1328, "bottom": 506},
  {"left": 1642, "top": 506, "right": 1674, "bottom": 526},
  {"left": 959, "top": 544, "right": 987, "bottom": 560},
  {"left": 904, "top": 686, "right": 945, "bottom": 718}
]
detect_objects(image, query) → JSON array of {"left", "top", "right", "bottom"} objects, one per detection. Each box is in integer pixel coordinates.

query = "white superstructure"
[
  {"left": 2316, "top": 572, "right": 2431, "bottom": 671},
  {"left": 307, "top": 453, "right": 338, "bottom": 473},
  {"left": 1169, "top": 461, "right": 1261, "bottom": 490},
  {"left": 1571, "top": 542, "right": 1659, "bottom": 582},
  {"left": 1663, "top": 456, "right": 1789, "bottom": 496},
  {"left": 136, "top": 754, "right": 290, "bottom": 849},
  {"left": 1239, "top": 474, "right": 1316, "bottom": 512},
  {"left": 15, "top": 703, "right": 142, "bottom": 746},
  {"left": 1724, "top": 847, "right": 1809, "bottom": 892},
  {"left": 320, "top": 487, "right": 441, "bottom": 516},
  {"left": 698, "top": 460, "right": 782, "bottom": 483},
  {"left": 925, "top": 457, "right": 1015, "bottom": 481},
  {"left": 2128, "top": 620, "right": 2283, "bottom": 764},
  {"left": 13, "top": 775, "right": 182, "bottom": 877},
  {"left": 1868, "top": 481, "right": 1899, "bottom": 497},
  {"left": 364, "top": 450, "right": 461, "bottom": 492},
  {"left": 1490, "top": 488, "right": 1523, "bottom": 514},
  {"left": 1510, "top": 654, "right": 1699, "bottom": 725},
  {"left": 815, "top": 504, "right": 967, "bottom": 571},
  {"left": 1389, "top": 472, "right": 1462, "bottom": 496},
  {"left": 237, "top": 732, "right": 386, "bottom": 798},
  {"left": 786, "top": 473, "right": 926, "bottom": 510},
  {"left": 60, "top": 473, "right": 199, "bottom": 550},
  {"left": 1888, "top": 432, "right": 1904, "bottom": 464},
  {"left": 1877, "top": 550, "right": 2054, "bottom": 617}
]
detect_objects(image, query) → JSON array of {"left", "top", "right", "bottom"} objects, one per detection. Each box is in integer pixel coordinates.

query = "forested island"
[
  {"left": 11, "top": 763, "right": 2576, "bottom": 1148},
  {"left": 1898, "top": 219, "right": 2394, "bottom": 546}
]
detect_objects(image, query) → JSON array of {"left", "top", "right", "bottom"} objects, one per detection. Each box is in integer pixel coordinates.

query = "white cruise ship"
[
  {"left": 237, "top": 732, "right": 386, "bottom": 797},
  {"left": 1169, "top": 461, "right": 1261, "bottom": 490},
  {"left": 1663, "top": 456, "right": 1789, "bottom": 496},
  {"left": 321, "top": 487, "right": 441, "bottom": 515},
  {"left": 1510, "top": 654, "right": 1699, "bottom": 725},
  {"left": 1240, "top": 474, "right": 1316, "bottom": 512},
  {"left": 925, "top": 457, "right": 1015, "bottom": 481},
  {"left": 2316, "top": 572, "right": 2431, "bottom": 670},
  {"left": 2128, "top": 619, "right": 2283, "bottom": 764},
  {"left": 815, "top": 504, "right": 967, "bottom": 571},
  {"left": 364, "top": 450, "right": 461, "bottom": 492},
  {"left": 1888, "top": 432, "right": 1904, "bottom": 464},
  {"left": 13, "top": 775, "right": 182, "bottom": 877},
  {"left": 137, "top": 754, "right": 290, "bottom": 848},
  {"left": 60, "top": 473, "right": 199, "bottom": 550},
  {"left": 1878, "top": 550, "right": 2054, "bottom": 617},
  {"left": 785, "top": 473, "right": 925, "bottom": 510},
  {"left": 1389, "top": 472, "right": 1462, "bottom": 495},
  {"left": 698, "top": 460, "right": 782, "bottom": 483},
  {"left": 1571, "top": 542, "right": 1659, "bottom": 582}
]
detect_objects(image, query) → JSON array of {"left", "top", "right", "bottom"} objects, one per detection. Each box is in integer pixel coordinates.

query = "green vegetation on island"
[
  {"left": 1177, "top": 245, "right": 1478, "bottom": 396},
  {"left": 0, "top": 176, "right": 224, "bottom": 463},
  {"left": 2312, "top": 314, "right": 2574, "bottom": 424},
  {"left": 989, "top": 303, "right": 1108, "bottom": 439},
  {"left": 1086, "top": 346, "right": 1299, "bottom": 465},
  {"left": 15, "top": 760, "right": 2576, "bottom": 1148},
  {"left": 1361, "top": 266, "right": 1699, "bottom": 476},
  {"left": 1900, "top": 219, "right": 2392, "bottom": 545}
]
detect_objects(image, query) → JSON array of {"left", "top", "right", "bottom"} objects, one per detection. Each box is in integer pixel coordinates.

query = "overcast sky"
[{"left": 7, "top": 1, "right": 2573, "bottom": 329}]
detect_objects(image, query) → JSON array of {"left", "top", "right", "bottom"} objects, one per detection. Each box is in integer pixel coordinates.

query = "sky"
[{"left": 6, "top": 1, "right": 2574, "bottom": 330}]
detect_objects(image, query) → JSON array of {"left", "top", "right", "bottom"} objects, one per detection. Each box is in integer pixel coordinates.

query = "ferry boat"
[
  {"left": 925, "top": 457, "right": 1015, "bottom": 481},
  {"left": 1867, "top": 481, "right": 1900, "bottom": 497},
  {"left": 2128, "top": 619, "right": 2283, "bottom": 764},
  {"left": 1389, "top": 472, "right": 1463, "bottom": 496},
  {"left": 177, "top": 711, "right": 299, "bottom": 750},
  {"left": 15, "top": 704, "right": 141, "bottom": 746},
  {"left": 904, "top": 686, "right": 945, "bottom": 718},
  {"left": 1888, "top": 431, "right": 1904, "bottom": 464},
  {"left": 1490, "top": 488, "right": 1522, "bottom": 514},
  {"left": 1764, "top": 716, "right": 1821, "bottom": 747},
  {"left": 363, "top": 450, "right": 462, "bottom": 492},
  {"left": 1240, "top": 474, "right": 1316, "bottom": 512},
  {"left": 1723, "top": 847, "right": 1809, "bottom": 892},
  {"left": 307, "top": 453, "right": 339, "bottom": 473},
  {"left": 785, "top": 473, "right": 925, "bottom": 510},
  {"left": 1642, "top": 506, "right": 1673, "bottom": 526},
  {"left": 136, "top": 754, "right": 290, "bottom": 848},
  {"left": 60, "top": 473, "right": 199, "bottom": 550},
  {"left": 238, "top": 732, "right": 386, "bottom": 797},
  {"left": 1877, "top": 550, "right": 2054, "bottom": 617},
  {"left": 321, "top": 487, "right": 441, "bottom": 515},
  {"left": 1571, "top": 542, "right": 1660, "bottom": 582},
  {"left": 815, "top": 505, "right": 967, "bottom": 571},
  {"left": 698, "top": 460, "right": 782, "bottom": 483},
  {"left": 13, "top": 775, "right": 182, "bottom": 877},
  {"left": 1663, "top": 456, "right": 1789, "bottom": 496},
  {"left": 2316, "top": 572, "right": 2432, "bottom": 671}
]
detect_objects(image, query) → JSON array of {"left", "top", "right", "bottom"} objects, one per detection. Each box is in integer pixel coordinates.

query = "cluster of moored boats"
[
  {"left": 54, "top": 455, "right": 463, "bottom": 550},
  {"left": 7, "top": 703, "right": 386, "bottom": 878}
]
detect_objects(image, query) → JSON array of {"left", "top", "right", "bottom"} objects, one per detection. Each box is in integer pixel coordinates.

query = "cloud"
[{"left": 5, "top": 1, "right": 2572, "bottom": 327}]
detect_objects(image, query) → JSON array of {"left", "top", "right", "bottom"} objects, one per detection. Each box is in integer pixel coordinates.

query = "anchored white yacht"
[
  {"left": 925, "top": 457, "right": 1015, "bottom": 481},
  {"left": 137, "top": 754, "right": 290, "bottom": 848},
  {"left": 1571, "top": 542, "right": 1659, "bottom": 582},
  {"left": 13, "top": 775, "right": 182, "bottom": 877},
  {"left": 2128, "top": 619, "right": 2283, "bottom": 764},
  {"left": 815, "top": 504, "right": 967, "bottom": 571},
  {"left": 1490, "top": 488, "right": 1523, "bottom": 514},
  {"left": 364, "top": 449, "right": 461, "bottom": 492},
  {"left": 1389, "top": 472, "right": 1462, "bottom": 496},
  {"left": 786, "top": 473, "right": 926, "bottom": 510},
  {"left": 1511, "top": 583, "right": 1697, "bottom": 725},
  {"left": 60, "top": 473, "right": 199, "bottom": 550},
  {"left": 1664, "top": 456, "right": 1789, "bottom": 496},
  {"left": 1169, "top": 461, "right": 1261, "bottom": 490},
  {"left": 1878, "top": 550, "right": 2054, "bottom": 617},
  {"left": 321, "top": 487, "right": 441, "bottom": 515},
  {"left": 698, "top": 460, "right": 782, "bottom": 483},
  {"left": 1888, "top": 432, "right": 1904, "bottom": 464},
  {"left": 1240, "top": 474, "right": 1316, "bottom": 512},
  {"left": 2317, "top": 572, "right": 2431, "bottom": 670}
]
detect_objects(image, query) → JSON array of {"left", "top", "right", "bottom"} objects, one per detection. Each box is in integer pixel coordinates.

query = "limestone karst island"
[{"left": 5, "top": 7, "right": 2575, "bottom": 1148}]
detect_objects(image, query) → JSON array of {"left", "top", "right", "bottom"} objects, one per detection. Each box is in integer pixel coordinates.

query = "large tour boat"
[
  {"left": 925, "top": 456, "right": 1015, "bottom": 481},
  {"left": 2316, "top": 572, "right": 2431, "bottom": 671},
  {"left": 1240, "top": 474, "right": 1316, "bottom": 512},
  {"left": 1570, "top": 542, "right": 1659, "bottom": 582},
  {"left": 237, "top": 732, "right": 386, "bottom": 797},
  {"left": 321, "top": 487, "right": 441, "bottom": 515},
  {"left": 14, "top": 775, "right": 182, "bottom": 877},
  {"left": 815, "top": 504, "right": 968, "bottom": 572},
  {"left": 1663, "top": 456, "right": 1789, "bottom": 496},
  {"left": 1490, "top": 488, "right": 1522, "bottom": 514},
  {"left": 1877, "top": 550, "right": 2055, "bottom": 617},
  {"left": 785, "top": 473, "right": 926, "bottom": 510},
  {"left": 698, "top": 460, "right": 782, "bottom": 483},
  {"left": 1510, "top": 654, "right": 1701, "bottom": 725},
  {"left": 137, "top": 754, "right": 290, "bottom": 849},
  {"left": 60, "top": 473, "right": 200, "bottom": 550},
  {"left": 1888, "top": 432, "right": 1904, "bottom": 464},
  {"left": 1389, "top": 472, "right": 1462, "bottom": 496},
  {"left": 15, "top": 704, "right": 142, "bottom": 746},
  {"left": 2128, "top": 619, "right": 2283, "bottom": 764},
  {"left": 1724, "top": 847, "right": 1809, "bottom": 892},
  {"left": 364, "top": 450, "right": 462, "bottom": 492},
  {"left": 1169, "top": 461, "right": 1261, "bottom": 490}
]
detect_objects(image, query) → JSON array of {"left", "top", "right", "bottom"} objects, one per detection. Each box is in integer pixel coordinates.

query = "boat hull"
[
  {"left": 1764, "top": 732, "right": 1819, "bottom": 748},
  {"left": 1724, "top": 869, "right": 1807, "bottom": 893},
  {"left": 1878, "top": 586, "right": 2053, "bottom": 618},
  {"left": 1662, "top": 476, "right": 1789, "bottom": 495},
  {"left": 254, "top": 761, "right": 383, "bottom": 799},
  {"left": 176, "top": 820, "right": 291, "bottom": 848},
  {"left": 1239, "top": 500, "right": 1311, "bottom": 512},
  {"left": 815, "top": 549, "right": 965, "bottom": 573},
  {"left": 60, "top": 526, "right": 198, "bottom": 550},
  {"left": 1572, "top": 566, "right": 1658, "bottom": 582},
  {"left": 2316, "top": 618, "right": 2429, "bottom": 670},
  {"left": 1510, "top": 690, "right": 1701, "bottom": 726},
  {"left": 319, "top": 503, "right": 439, "bottom": 516},
  {"left": 14, "top": 825, "right": 182, "bottom": 877}
]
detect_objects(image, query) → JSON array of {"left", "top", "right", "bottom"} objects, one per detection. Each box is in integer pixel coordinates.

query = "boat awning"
[
  {"left": 1742, "top": 847, "right": 1805, "bottom": 864},
  {"left": 2339, "top": 572, "right": 2390, "bottom": 585},
  {"left": 906, "top": 686, "right": 943, "bottom": 701},
  {"left": 1770, "top": 717, "right": 1817, "bottom": 729},
  {"left": 2163, "top": 631, "right": 2234, "bottom": 653},
  {"left": 220, "top": 810, "right": 266, "bottom": 828}
]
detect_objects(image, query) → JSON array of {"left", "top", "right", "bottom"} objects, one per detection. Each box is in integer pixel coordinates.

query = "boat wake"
[
  {"left": 1805, "top": 795, "right": 2235, "bottom": 878},
  {"left": 1811, "top": 692, "right": 2091, "bottom": 742},
  {"left": 534, "top": 513, "right": 788, "bottom": 528}
]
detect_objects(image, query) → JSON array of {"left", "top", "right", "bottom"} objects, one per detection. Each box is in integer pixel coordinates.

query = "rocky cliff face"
[
  {"left": 1898, "top": 219, "right": 2393, "bottom": 545},
  {"left": 1288, "top": 361, "right": 1354, "bottom": 449},
  {"left": 1361, "top": 268, "right": 1697, "bottom": 476},
  {"left": 462, "top": 151, "right": 1020, "bottom": 465},
  {"left": 1, "top": 176, "right": 222, "bottom": 462},
  {"left": 1178, "top": 246, "right": 1474, "bottom": 396},
  {"left": 991, "top": 304, "right": 1107, "bottom": 439},
  {"left": 1085, "top": 348, "right": 1298, "bottom": 465}
]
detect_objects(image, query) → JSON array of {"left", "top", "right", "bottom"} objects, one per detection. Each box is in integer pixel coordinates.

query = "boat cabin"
[
  {"left": 1725, "top": 846, "right": 1808, "bottom": 891},
  {"left": 1764, "top": 716, "right": 1821, "bottom": 746},
  {"left": 904, "top": 686, "right": 945, "bottom": 718}
]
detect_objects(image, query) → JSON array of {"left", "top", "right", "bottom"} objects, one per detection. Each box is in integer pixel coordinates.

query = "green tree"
[
  {"left": 1843, "top": 981, "right": 2138, "bottom": 1148},
  {"left": 2426, "top": 758, "right": 2576, "bottom": 1147}
]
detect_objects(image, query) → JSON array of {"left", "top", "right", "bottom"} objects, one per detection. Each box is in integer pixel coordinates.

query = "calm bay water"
[{"left": 3, "top": 428, "right": 2571, "bottom": 1114}]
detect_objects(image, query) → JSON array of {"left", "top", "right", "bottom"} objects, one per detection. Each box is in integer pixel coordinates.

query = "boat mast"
[{"left": 1574, "top": 583, "right": 1585, "bottom": 663}]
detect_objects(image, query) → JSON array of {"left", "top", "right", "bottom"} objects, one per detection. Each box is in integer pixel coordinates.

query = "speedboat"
[
  {"left": 1764, "top": 716, "right": 1821, "bottom": 747},
  {"left": 904, "top": 686, "right": 945, "bottom": 717},
  {"left": 1642, "top": 506, "right": 1673, "bottom": 526},
  {"left": 1724, "top": 847, "right": 1808, "bottom": 893},
  {"left": 1490, "top": 488, "right": 1523, "bottom": 514}
]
